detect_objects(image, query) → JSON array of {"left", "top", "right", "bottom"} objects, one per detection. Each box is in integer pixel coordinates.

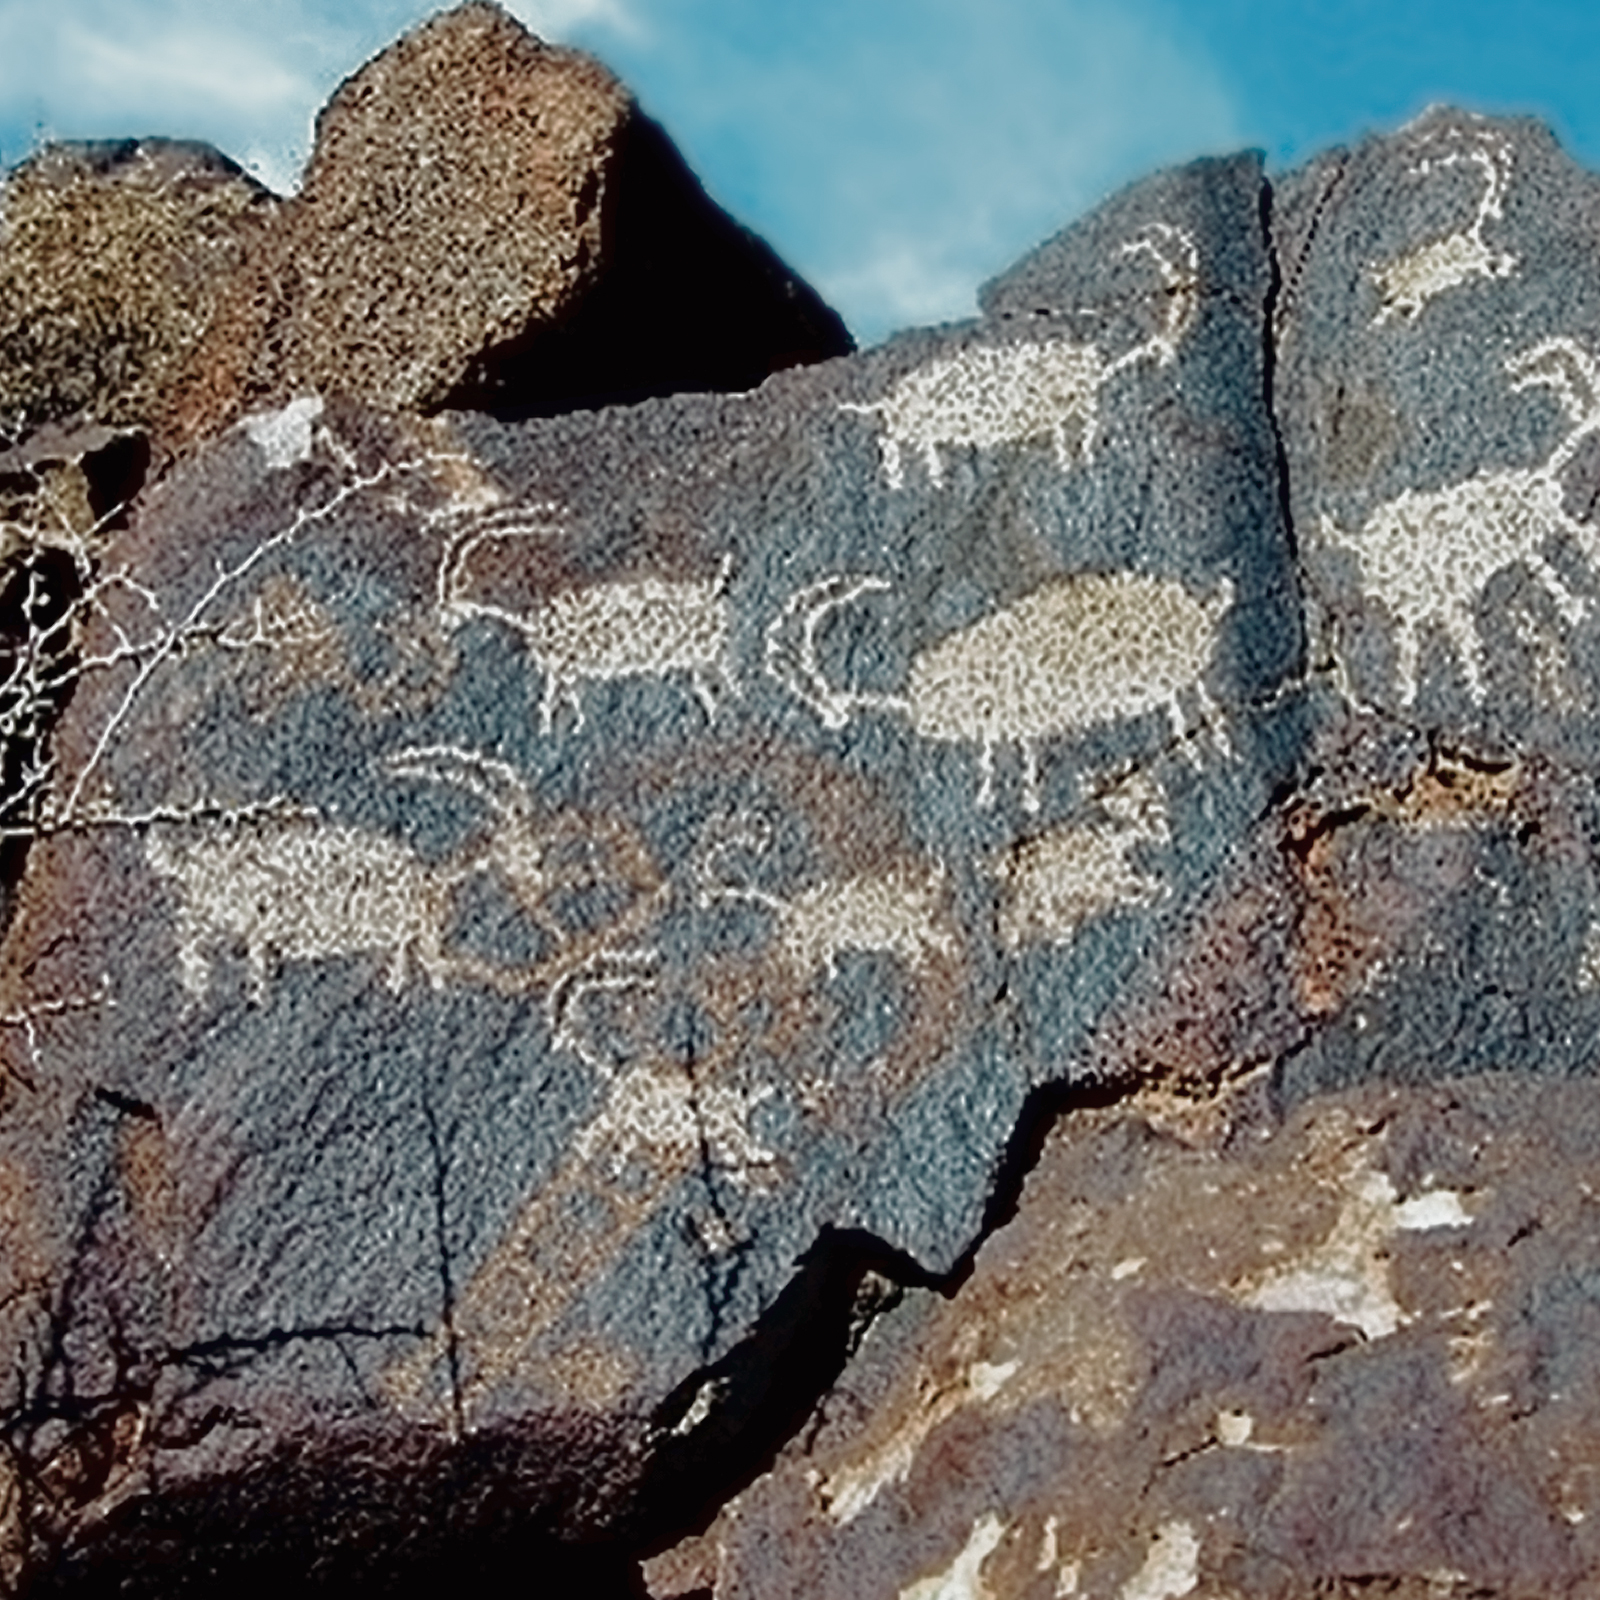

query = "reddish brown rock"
[
  {"left": 0, "top": 140, "right": 275, "bottom": 442},
  {"left": 163, "top": 1, "right": 851, "bottom": 453},
  {"left": 649, "top": 1077, "right": 1600, "bottom": 1599}
]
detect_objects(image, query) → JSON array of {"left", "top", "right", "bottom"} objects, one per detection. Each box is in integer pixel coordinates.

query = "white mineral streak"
[
  {"left": 842, "top": 225, "right": 1198, "bottom": 489},
  {"left": 995, "top": 772, "right": 1169, "bottom": 947},
  {"left": 1241, "top": 1169, "right": 1468, "bottom": 1339},
  {"left": 1319, "top": 337, "right": 1600, "bottom": 706},
  {"left": 242, "top": 395, "right": 324, "bottom": 469},
  {"left": 899, "top": 1514, "right": 1006, "bottom": 1600},
  {"left": 825, "top": 1361, "right": 1019, "bottom": 1524},
  {"left": 1371, "top": 121, "right": 1517, "bottom": 323},
  {"left": 1118, "top": 1522, "right": 1201, "bottom": 1600},
  {"left": 768, "top": 569, "right": 1230, "bottom": 814},
  {"left": 440, "top": 514, "right": 736, "bottom": 732}
]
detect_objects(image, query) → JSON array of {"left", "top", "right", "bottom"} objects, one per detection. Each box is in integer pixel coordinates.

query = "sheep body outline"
[
  {"left": 439, "top": 510, "right": 736, "bottom": 734},
  {"left": 145, "top": 746, "right": 663, "bottom": 1005},
  {"left": 839, "top": 224, "right": 1199, "bottom": 489},
  {"left": 766, "top": 568, "right": 1233, "bottom": 813},
  {"left": 1319, "top": 338, "right": 1600, "bottom": 704}
]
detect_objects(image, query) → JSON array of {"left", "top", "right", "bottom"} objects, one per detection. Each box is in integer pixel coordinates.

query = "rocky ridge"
[{"left": 4, "top": 13, "right": 1600, "bottom": 1598}]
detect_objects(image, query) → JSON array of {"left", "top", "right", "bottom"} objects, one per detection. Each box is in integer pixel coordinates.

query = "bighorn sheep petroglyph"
[
  {"left": 839, "top": 224, "right": 1200, "bottom": 488},
  {"left": 1319, "top": 337, "right": 1600, "bottom": 705},
  {"left": 145, "top": 746, "right": 662, "bottom": 1004},
  {"left": 439, "top": 507, "right": 737, "bottom": 733},
  {"left": 765, "top": 570, "right": 1232, "bottom": 813},
  {"left": 694, "top": 812, "right": 958, "bottom": 980},
  {"left": 993, "top": 770, "right": 1171, "bottom": 949},
  {"left": 1371, "top": 119, "right": 1517, "bottom": 324}
]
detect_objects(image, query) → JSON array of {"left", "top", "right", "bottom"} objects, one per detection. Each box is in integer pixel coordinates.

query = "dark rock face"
[{"left": 4, "top": 42, "right": 1600, "bottom": 1600}]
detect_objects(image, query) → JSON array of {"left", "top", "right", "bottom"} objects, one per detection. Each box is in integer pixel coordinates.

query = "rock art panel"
[
  {"left": 1276, "top": 105, "right": 1600, "bottom": 753},
  {"left": 0, "top": 142, "right": 1300, "bottom": 1577}
]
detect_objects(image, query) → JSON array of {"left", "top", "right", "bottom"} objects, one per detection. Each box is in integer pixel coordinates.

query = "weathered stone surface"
[
  {"left": 0, "top": 142, "right": 1298, "bottom": 1585},
  {"left": 163, "top": 1, "right": 852, "bottom": 453},
  {"left": 647, "top": 1076, "right": 1600, "bottom": 1599},
  {"left": 1278, "top": 106, "right": 1600, "bottom": 751},
  {"left": 0, "top": 140, "right": 276, "bottom": 441},
  {"left": 9, "top": 33, "right": 1600, "bottom": 1594}
]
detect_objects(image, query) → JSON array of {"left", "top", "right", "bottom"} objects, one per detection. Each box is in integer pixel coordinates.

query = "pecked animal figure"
[
  {"left": 145, "top": 746, "right": 665, "bottom": 1006},
  {"left": 1319, "top": 337, "right": 1600, "bottom": 705},
  {"left": 767, "top": 569, "right": 1233, "bottom": 812},
  {"left": 439, "top": 509, "right": 737, "bottom": 734},
  {"left": 839, "top": 223, "right": 1200, "bottom": 488}
]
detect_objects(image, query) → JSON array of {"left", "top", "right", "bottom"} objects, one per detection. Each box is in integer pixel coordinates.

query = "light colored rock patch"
[
  {"left": 899, "top": 1513, "right": 1006, "bottom": 1600},
  {"left": 1240, "top": 1169, "right": 1468, "bottom": 1339},
  {"left": 995, "top": 771, "right": 1169, "bottom": 947},
  {"left": 242, "top": 394, "right": 324, "bottom": 468},
  {"left": 825, "top": 1360, "right": 1018, "bottom": 1524},
  {"left": 1118, "top": 1521, "right": 1200, "bottom": 1600}
]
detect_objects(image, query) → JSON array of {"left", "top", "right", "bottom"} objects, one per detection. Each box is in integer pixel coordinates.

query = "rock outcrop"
[{"left": 3, "top": 29, "right": 1600, "bottom": 1599}]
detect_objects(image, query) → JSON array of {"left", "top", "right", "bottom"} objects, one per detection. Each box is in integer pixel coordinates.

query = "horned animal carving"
[
  {"left": 766, "top": 569, "right": 1232, "bottom": 813},
  {"left": 439, "top": 508, "right": 737, "bottom": 733},
  {"left": 994, "top": 770, "right": 1171, "bottom": 949},
  {"left": 839, "top": 224, "right": 1200, "bottom": 488},
  {"left": 695, "top": 813, "right": 958, "bottom": 979},
  {"left": 1319, "top": 337, "right": 1600, "bottom": 705},
  {"left": 1371, "top": 119, "right": 1517, "bottom": 324},
  {"left": 146, "top": 747, "right": 662, "bottom": 1004}
]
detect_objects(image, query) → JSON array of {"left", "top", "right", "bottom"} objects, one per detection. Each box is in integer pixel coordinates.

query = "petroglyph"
[
  {"left": 388, "top": 946, "right": 778, "bottom": 1423},
  {"left": 147, "top": 815, "right": 454, "bottom": 1003},
  {"left": 994, "top": 770, "right": 1170, "bottom": 948},
  {"left": 1372, "top": 119, "right": 1517, "bottom": 323},
  {"left": 840, "top": 225, "right": 1199, "bottom": 488},
  {"left": 1320, "top": 338, "right": 1600, "bottom": 704},
  {"left": 440, "top": 509, "right": 737, "bottom": 733},
  {"left": 697, "top": 813, "right": 958, "bottom": 979},
  {"left": 145, "top": 746, "right": 664, "bottom": 1005},
  {"left": 768, "top": 569, "right": 1231, "bottom": 812}
]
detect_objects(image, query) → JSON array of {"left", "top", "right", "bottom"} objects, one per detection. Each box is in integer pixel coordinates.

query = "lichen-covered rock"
[
  {"left": 163, "top": 1, "right": 852, "bottom": 453},
  {"left": 646, "top": 1077, "right": 1600, "bottom": 1599},
  {"left": 0, "top": 139, "right": 276, "bottom": 440}
]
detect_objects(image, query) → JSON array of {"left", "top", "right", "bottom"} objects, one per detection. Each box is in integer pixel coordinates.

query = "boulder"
[
  {"left": 0, "top": 139, "right": 275, "bottom": 441},
  {"left": 7, "top": 37, "right": 1600, "bottom": 1598},
  {"left": 0, "top": 141, "right": 1297, "bottom": 1589},
  {"left": 647, "top": 1076, "right": 1600, "bottom": 1598},
  {"left": 162, "top": 1, "right": 852, "bottom": 452}
]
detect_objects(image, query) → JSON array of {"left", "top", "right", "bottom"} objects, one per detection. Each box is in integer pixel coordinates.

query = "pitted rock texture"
[
  {"left": 0, "top": 140, "right": 276, "bottom": 442},
  {"left": 6, "top": 45, "right": 1600, "bottom": 1599},
  {"left": 162, "top": 1, "right": 852, "bottom": 453},
  {"left": 646, "top": 1077, "right": 1600, "bottom": 1600}
]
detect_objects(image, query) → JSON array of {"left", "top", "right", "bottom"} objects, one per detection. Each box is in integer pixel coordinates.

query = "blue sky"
[{"left": 3, "top": 0, "right": 1599, "bottom": 345}]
